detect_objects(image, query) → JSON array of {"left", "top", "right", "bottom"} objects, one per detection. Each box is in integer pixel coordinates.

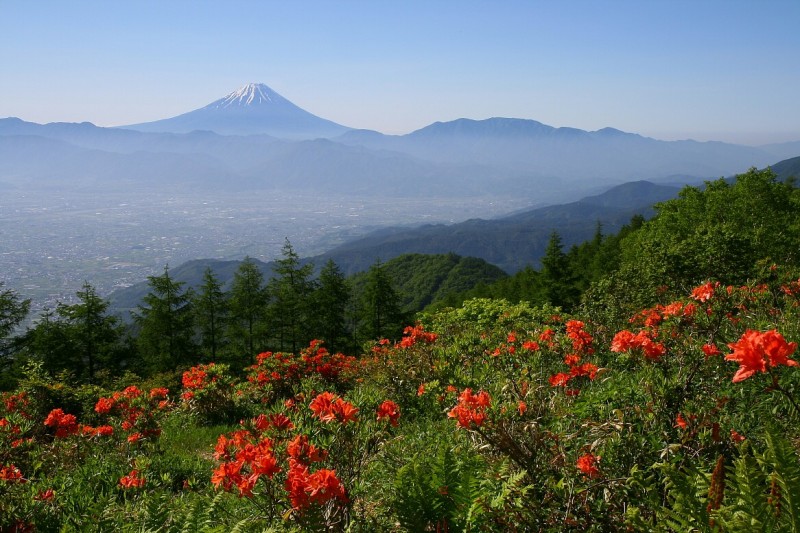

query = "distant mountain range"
[{"left": 2, "top": 83, "right": 799, "bottom": 202}]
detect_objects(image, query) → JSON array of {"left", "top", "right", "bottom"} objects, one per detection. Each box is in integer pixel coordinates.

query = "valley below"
[{"left": 0, "top": 188, "right": 532, "bottom": 316}]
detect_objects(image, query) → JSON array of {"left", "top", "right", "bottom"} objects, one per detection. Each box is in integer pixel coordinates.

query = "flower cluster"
[
  {"left": 0, "top": 463, "right": 25, "bottom": 483},
  {"left": 549, "top": 321, "right": 599, "bottom": 392},
  {"left": 448, "top": 388, "right": 491, "bottom": 429},
  {"left": 565, "top": 320, "right": 594, "bottom": 354},
  {"left": 247, "top": 340, "right": 357, "bottom": 393},
  {"left": 43, "top": 408, "right": 79, "bottom": 438},
  {"left": 576, "top": 453, "right": 601, "bottom": 479},
  {"left": 725, "top": 329, "right": 798, "bottom": 382},
  {"left": 610, "top": 329, "right": 667, "bottom": 361},
  {"left": 308, "top": 392, "right": 359, "bottom": 424},
  {"left": 119, "top": 469, "right": 146, "bottom": 489},
  {"left": 182, "top": 364, "right": 219, "bottom": 399},
  {"left": 2, "top": 392, "right": 31, "bottom": 420},
  {"left": 376, "top": 400, "right": 401, "bottom": 427},
  {"left": 691, "top": 281, "right": 720, "bottom": 303},
  {"left": 398, "top": 323, "right": 438, "bottom": 348},
  {"left": 0, "top": 416, "right": 28, "bottom": 451},
  {"left": 548, "top": 358, "right": 599, "bottom": 391},
  {"left": 94, "top": 386, "right": 169, "bottom": 444},
  {"left": 211, "top": 403, "right": 350, "bottom": 514},
  {"left": 285, "top": 460, "right": 347, "bottom": 511},
  {"left": 212, "top": 430, "right": 281, "bottom": 497}
]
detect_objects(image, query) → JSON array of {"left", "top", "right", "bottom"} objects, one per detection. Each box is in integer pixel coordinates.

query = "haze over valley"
[
  {"left": 2, "top": 187, "right": 524, "bottom": 316},
  {"left": 3, "top": 80, "right": 800, "bottom": 318}
]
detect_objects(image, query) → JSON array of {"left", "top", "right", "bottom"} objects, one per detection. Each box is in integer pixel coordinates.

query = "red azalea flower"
[
  {"left": 0, "top": 464, "right": 25, "bottom": 483},
  {"left": 549, "top": 372, "right": 571, "bottom": 387},
  {"left": 333, "top": 398, "right": 359, "bottom": 424},
  {"left": 522, "top": 340, "right": 540, "bottom": 351},
  {"left": 611, "top": 330, "right": 636, "bottom": 352},
  {"left": 35, "top": 488, "right": 55, "bottom": 501},
  {"left": 726, "top": 329, "right": 797, "bottom": 382},
  {"left": 119, "top": 469, "right": 146, "bottom": 489},
  {"left": 760, "top": 330, "right": 798, "bottom": 368},
  {"left": 149, "top": 387, "right": 169, "bottom": 400},
  {"left": 691, "top": 281, "right": 718, "bottom": 303},
  {"left": 95, "top": 397, "right": 114, "bottom": 414},
  {"left": 211, "top": 461, "right": 242, "bottom": 491},
  {"left": 447, "top": 389, "right": 491, "bottom": 429},
  {"left": 308, "top": 392, "right": 336, "bottom": 422},
  {"left": 376, "top": 400, "right": 401, "bottom": 426},
  {"left": 702, "top": 344, "right": 721, "bottom": 357},
  {"left": 576, "top": 453, "right": 601, "bottom": 478}
]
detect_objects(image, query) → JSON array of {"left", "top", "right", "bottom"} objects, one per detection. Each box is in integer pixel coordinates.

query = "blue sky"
[{"left": 2, "top": 0, "right": 799, "bottom": 144}]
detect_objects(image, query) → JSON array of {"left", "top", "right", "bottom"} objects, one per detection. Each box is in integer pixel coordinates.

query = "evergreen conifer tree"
[
  {"left": 56, "top": 282, "right": 129, "bottom": 379},
  {"left": 267, "top": 239, "right": 316, "bottom": 353},
  {"left": 359, "top": 260, "right": 405, "bottom": 342},
  {"left": 312, "top": 259, "right": 351, "bottom": 353},
  {"left": 133, "top": 265, "right": 195, "bottom": 372},
  {"left": 227, "top": 257, "right": 268, "bottom": 362},
  {"left": 193, "top": 267, "right": 228, "bottom": 361},
  {"left": 0, "top": 283, "right": 29, "bottom": 369},
  {"left": 540, "top": 231, "right": 579, "bottom": 309}
]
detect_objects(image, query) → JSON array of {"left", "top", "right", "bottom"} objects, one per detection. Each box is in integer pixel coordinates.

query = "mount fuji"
[{"left": 122, "top": 83, "right": 352, "bottom": 139}]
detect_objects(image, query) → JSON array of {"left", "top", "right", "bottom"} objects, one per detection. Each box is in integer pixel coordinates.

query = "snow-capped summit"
[
  {"left": 209, "top": 83, "right": 280, "bottom": 108},
  {"left": 121, "top": 83, "right": 351, "bottom": 139}
]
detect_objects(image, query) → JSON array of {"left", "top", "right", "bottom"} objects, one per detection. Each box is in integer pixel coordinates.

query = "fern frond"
[
  {"left": 659, "top": 464, "right": 714, "bottom": 533},
  {"left": 716, "top": 453, "right": 774, "bottom": 532},
  {"left": 762, "top": 429, "right": 800, "bottom": 532}
]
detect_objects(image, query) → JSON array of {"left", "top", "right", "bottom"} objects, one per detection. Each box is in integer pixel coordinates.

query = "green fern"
[
  {"left": 653, "top": 429, "right": 800, "bottom": 533},
  {"left": 761, "top": 430, "right": 800, "bottom": 532},
  {"left": 393, "top": 445, "right": 488, "bottom": 532},
  {"left": 393, "top": 446, "right": 536, "bottom": 532},
  {"left": 486, "top": 461, "right": 529, "bottom": 515},
  {"left": 658, "top": 462, "right": 714, "bottom": 533},
  {"left": 715, "top": 453, "right": 775, "bottom": 532}
]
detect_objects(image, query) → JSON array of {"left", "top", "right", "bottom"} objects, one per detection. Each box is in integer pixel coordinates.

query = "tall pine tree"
[
  {"left": 227, "top": 257, "right": 268, "bottom": 361},
  {"left": 359, "top": 260, "right": 404, "bottom": 342},
  {"left": 0, "top": 282, "right": 29, "bottom": 371},
  {"left": 267, "top": 239, "right": 316, "bottom": 353},
  {"left": 311, "top": 259, "right": 351, "bottom": 353},
  {"left": 133, "top": 266, "right": 195, "bottom": 372},
  {"left": 193, "top": 267, "right": 228, "bottom": 361},
  {"left": 540, "top": 231, "right": 579, "bottom": 310},
  {"left": 56, "top": 282, "right": 129, "bottom": 380}
]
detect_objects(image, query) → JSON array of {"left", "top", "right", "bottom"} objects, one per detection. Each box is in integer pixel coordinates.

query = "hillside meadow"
[{"left": 2, "top": 168, "right": 800, "bottom": 531}]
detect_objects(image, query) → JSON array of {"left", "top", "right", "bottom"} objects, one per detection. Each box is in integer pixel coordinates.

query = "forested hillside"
[
  {"left": 319, "top": 179, "right": 682, "bottom": 274},
  {"left": 2, "top": 167, "right": 800, "bottom": 531}
]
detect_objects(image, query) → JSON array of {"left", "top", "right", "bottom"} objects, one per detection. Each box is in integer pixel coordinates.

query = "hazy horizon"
[{"left": 2, "top": 1, "right": 799, "bottom": 145}]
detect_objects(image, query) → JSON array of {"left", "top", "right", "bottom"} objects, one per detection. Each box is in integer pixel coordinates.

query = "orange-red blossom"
[
  {"left": 726, "top": 329, "right": 798, "bottom": 382},
  {"left": 448, "top": 389, "right": 491, "bottom": 429},
  {"left": 119, "top": 469, "right": 146, "bottom": 489},
  {"left": 576, "top": 453, "right": 601, "bottom": 479},
  {"left": 376, "top": 400, "right": 401, "bottom": 427},
  {"left": 308, "top": 392, "right": 359, "bottom": 424}
]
